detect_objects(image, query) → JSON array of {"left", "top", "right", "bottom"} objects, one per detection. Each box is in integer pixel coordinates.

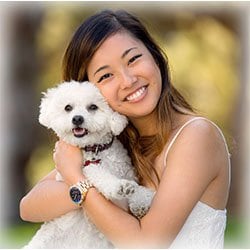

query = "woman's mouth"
[{"left": 125, "top": 86, "right": 147, "bottom": 102}]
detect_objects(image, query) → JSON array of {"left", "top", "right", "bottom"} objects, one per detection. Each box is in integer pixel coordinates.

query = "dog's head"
[{"left": 39, "top": 81, "right": 128, "bottom": 147}]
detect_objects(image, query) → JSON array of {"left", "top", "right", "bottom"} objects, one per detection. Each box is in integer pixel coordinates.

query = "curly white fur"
[{"left": 25, "top": 81, "right": 155, "bottom": 248}]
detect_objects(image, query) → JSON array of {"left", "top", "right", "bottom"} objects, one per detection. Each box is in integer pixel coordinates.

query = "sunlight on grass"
[
  {"left": 0, "top": 222, "right": 41, "bottom": 248},
  {"left": 224, "top": 216, "right": 249, "bottom": 248}
]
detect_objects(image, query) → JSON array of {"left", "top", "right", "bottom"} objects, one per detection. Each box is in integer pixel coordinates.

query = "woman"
[{"left": 20, "top": 10, "right": 231, "bottom": 248}]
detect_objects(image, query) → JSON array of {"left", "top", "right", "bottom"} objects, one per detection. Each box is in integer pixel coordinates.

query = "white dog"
[{"left": 25, "top": 81, "right": 155, "bottom": 248}]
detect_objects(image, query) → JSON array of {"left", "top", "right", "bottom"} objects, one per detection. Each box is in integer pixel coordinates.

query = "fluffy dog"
[{"left": 25, "top": 81, "right": 155, "bottom": 248}]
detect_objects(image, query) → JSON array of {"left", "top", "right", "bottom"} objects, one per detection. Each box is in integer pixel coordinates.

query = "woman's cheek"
[{"left": 100, "top": 83, "right": 120, "bottom": 106}]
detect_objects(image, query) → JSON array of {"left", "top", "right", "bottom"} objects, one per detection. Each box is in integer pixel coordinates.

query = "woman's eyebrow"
[
  {"left": 121, "top": 47, "right": 138, "bottom": 59},
  {"left": 94, "top": 65, "right": 109, "bottom": 76}
]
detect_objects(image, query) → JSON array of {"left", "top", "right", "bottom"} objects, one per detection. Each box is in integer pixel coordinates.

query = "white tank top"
[{"left": 163, "top": 117, "right": 231, "bottom": 249}]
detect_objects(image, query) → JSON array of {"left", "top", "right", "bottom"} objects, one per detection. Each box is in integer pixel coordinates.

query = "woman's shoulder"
[
  {"left": 169, "top": 116, "right": 228, "bottom": 151},
  {"left": 181, "top": 116, "right": 228, "bottom": 150},
  {"left": 164, "top": 115, "right": 229, "bottom": 171},
  {"left": 175, "top": 115, "right": 221, "bottom": 133},
  {"left": 181, "top": 117, "right": 221, "bottom": 139}
]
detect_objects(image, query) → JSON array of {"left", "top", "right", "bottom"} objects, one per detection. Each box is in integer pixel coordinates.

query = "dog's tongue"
[{"left": 72, "top": 128, "right": 88, "bottom": 137}]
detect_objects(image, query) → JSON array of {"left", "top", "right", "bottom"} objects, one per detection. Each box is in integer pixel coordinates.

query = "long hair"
[{"left": 62, "top": 9, "right": 194, "bottom": 188}]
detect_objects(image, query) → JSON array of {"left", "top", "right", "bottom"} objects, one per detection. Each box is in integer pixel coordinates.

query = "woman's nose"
[{"left": 119, "top": 69, "right": 137, "bottom": 89}]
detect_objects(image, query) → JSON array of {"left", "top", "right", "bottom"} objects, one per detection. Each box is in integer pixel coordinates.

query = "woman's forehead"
[{"left": 97, "top": 32, "right": 142, "bottom": 55}]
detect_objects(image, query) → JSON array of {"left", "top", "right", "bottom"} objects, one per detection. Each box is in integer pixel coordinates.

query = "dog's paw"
[
  {"left": 117, "top": 180, "right": 137, "bottom": 198},
  {"left": 128, "top": 186, "right": 155, "bottom": 219},
  {"left": 129, "top": 204, "right": 149, "bottom": 219}
]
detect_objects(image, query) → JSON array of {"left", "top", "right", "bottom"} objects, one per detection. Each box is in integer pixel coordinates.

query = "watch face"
[{"left": 69, "top": 187, "right": 82, "bottom": 204}]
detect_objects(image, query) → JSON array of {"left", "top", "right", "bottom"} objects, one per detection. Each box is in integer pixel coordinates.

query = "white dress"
[{"left": 162, "top": 117, "right": 231, "bottom": 249}]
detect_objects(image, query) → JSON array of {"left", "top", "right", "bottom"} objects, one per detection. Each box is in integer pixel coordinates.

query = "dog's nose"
[{"left": 72, "top": 115, "right": 84, "bottom": 126}]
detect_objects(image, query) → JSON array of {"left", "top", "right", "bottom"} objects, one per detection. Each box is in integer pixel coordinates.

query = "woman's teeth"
[{"left": 126, "top": 86, "right": 146, "bottom": 101}]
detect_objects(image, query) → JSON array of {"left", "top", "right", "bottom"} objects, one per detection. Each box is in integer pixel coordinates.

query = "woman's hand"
[{"left": 53, "top": 140, "right": 84, "bottom": 186}]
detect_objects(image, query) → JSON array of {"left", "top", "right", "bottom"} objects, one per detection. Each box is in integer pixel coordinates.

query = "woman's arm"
[
  {"left": 19, "top": 142, "right": 84, "bottom": 222},
  {"left": 54, "top": 120, "right": 226, "bottom": 248},
  {"left": 19, "top": 169, "right": 78, "bottom": 222}
]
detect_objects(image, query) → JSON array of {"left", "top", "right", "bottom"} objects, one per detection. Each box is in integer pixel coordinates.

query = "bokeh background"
[{"left": 0, "top": 1, "right": 249, "bottom": 248}]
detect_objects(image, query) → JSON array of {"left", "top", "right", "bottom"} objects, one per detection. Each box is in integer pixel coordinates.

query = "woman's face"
[{"left": 87, "top": 32, "right": 162, "bottom": 121}]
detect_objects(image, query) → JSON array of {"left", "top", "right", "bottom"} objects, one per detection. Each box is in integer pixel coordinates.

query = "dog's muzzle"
[{"left": 71, "top": 115, "right": 88, "bottom": 137}]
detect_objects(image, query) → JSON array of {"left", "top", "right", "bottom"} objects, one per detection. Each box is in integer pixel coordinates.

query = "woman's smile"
[{"left": 124, "top": 85, "right": 148, "bottom": 102}]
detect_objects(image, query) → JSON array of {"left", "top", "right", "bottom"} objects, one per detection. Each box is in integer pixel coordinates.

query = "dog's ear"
[
  {"left": 110, "top": 112, "right": 128, "bottom": 135},
  {"left": 38, "top": 87, "right": 57, "bottom": 128}
]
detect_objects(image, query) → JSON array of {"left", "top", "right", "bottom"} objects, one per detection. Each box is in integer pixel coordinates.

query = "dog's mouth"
[{"left": 72, "top": 127, "right": 88, "bottom": 138}]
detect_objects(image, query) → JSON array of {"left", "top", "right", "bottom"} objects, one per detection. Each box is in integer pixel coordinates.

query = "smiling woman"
[{"left": 20, "top": 9, "right": 231, "bottom": 248}]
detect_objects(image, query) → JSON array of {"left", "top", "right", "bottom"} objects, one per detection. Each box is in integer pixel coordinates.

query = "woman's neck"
[
  {"left": 129, "top": 112, "right": 158, "bottom": 136},
  {"left": 130, "top": 110, "right": 194, "bottom": 137}
]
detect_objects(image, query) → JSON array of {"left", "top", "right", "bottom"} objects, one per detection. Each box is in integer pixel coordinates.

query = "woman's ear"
[{"left": 110, "top": 112, "right": 128, "bottom": 136}]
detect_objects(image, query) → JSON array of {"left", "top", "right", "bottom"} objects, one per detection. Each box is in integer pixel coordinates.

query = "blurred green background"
[{"left": 0, "top": 1, "right": 249, "bottom": 248}]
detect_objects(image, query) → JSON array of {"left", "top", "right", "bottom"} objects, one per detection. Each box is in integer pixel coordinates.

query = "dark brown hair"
[{"left": 62, "top": 9, "right": 194, "bottom": 187}]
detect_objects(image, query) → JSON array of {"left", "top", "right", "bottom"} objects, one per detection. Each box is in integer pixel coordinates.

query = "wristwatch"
[{"left": 69, "top": 180, "right": 93, "bottom": 206}]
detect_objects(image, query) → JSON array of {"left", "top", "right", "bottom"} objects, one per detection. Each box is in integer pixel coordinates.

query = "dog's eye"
[
  {"left": 88, "top": 104, "right": 98, "bottom": 111},
  {"left": 65, "top": 104, "right": 73, "bottom": 112}
]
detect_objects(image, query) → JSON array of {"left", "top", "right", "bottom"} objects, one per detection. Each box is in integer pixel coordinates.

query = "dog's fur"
[{"left": 25, "top": 81, "right": 155, "bottom": 248}]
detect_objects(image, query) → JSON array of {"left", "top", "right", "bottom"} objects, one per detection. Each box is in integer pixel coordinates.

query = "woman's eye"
[
  {"left": 97, "top": 73, "right": 112, "bottom": 83},
  {"left": 128, "top": 54, "right": 142, "bottom": 65}
]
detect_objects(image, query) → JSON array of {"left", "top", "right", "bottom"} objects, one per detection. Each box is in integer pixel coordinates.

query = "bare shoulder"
[
  {"left": 183, "top": 118, "right": 225, "bottom": 140},
  {"left": 165, "top": 117, "right": 229, "bottom": 181},
  {"left": 172, "top": 117, "right": 228, "bottom": 154}
]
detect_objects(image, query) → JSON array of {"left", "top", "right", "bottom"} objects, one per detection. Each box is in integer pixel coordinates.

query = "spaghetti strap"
[{"left": 163, "top": 117, "right": 231, "bottom": 169}]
